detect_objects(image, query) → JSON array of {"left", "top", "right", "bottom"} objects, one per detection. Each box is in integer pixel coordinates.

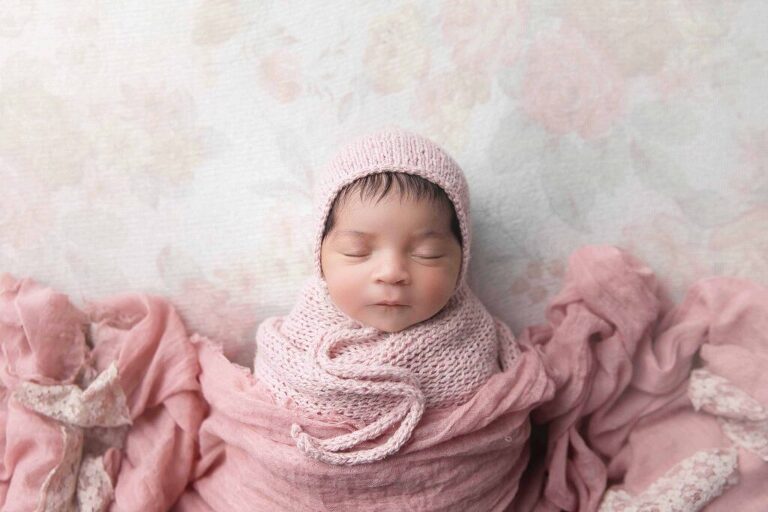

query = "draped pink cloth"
[
  {"left": 1, "top": 244, "right": 767, "bottom": 511},
  {"left": 175, "top": 335, "right": 552, "bottom": 511},
  {"left": 0, "top": 273, "right": 205, "bottom": 511},
  {"left": 512, "top": 247, "right": 768, "bottom": 511}
]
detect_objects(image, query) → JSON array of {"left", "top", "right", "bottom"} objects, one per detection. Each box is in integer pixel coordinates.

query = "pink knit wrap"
[
  {"left": 254, "top": 275, "right": 520, "bottom": 465},
  {"left": 254, "top": 128, "right": 513, "bottom": 465}
]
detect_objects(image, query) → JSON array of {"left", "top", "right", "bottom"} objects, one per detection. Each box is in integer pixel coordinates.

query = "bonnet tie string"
[{"left": 290, "top": 328, "right": 426, "bottom": 465}]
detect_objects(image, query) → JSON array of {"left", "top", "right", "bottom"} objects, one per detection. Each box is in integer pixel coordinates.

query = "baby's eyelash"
[{"left": 341, "top": 253, "right": 444, "bottom": 259}]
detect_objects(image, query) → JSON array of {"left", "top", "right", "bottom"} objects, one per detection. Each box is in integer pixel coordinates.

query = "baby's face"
[{"left": 320, "top": 191, "right": 462, "bottom": 333}]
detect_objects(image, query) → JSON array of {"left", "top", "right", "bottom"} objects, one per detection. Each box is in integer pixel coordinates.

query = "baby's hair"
[{"left": 322, "top": 171, "right": 462, "bottom": 247}]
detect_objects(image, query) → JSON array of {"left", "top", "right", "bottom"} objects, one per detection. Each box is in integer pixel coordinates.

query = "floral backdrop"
[{"left": 1, "top": 0, "right": 766, "bottom": 367}]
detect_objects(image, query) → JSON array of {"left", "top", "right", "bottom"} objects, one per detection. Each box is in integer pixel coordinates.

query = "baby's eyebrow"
[{"left": 334, "top": 229, "right": 447, "bottom": 240}]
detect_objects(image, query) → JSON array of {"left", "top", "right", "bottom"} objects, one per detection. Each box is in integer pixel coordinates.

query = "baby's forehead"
[
  {"left": 336, "top": 190, "right": 448, "bottom": 213},
  {"left": 333, "top": 202, "right": 452, "bottom": 234}
]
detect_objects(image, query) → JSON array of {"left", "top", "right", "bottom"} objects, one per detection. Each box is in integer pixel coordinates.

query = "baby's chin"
[
  {"left": 343, "top": 304, "right": 448, "bottom": 333},
  {"left": 354, "top": 311, "right": 418, "bottom": 334}
]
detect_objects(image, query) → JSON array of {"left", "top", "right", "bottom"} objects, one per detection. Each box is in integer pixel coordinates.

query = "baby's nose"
[{"left": 373, "top": 255, "right": 410, "bottom": 284}]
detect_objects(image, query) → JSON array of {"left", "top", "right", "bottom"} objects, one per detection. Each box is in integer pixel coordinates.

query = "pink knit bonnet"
[{"left": 312, "top": 127, "right": 472, "bottom": 293}]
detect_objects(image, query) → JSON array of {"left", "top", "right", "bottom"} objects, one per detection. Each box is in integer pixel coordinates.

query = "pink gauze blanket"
[
  {"left": 1, "top": 245, "right": 767, "bottom": 511},
  {"left": 513, "top": 248, "right": 768, "bottom": 512}
]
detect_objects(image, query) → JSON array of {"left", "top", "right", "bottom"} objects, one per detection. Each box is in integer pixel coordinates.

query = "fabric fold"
[
  {"left": 0, "top": 272, "right": 206, "bottom": 512},
  {"left": 177, "top": 333, "right": 553, "bottom": 511},
  {"left": 513, "top": 248, "right": 768, "bottom": 512}
]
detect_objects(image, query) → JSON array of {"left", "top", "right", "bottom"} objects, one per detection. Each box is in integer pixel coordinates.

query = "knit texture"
[
  {"left": 254, "top": 127, "right": 517, "bottom": 465},
  {"left": 254, "top": 275, "right": 518, "bottom": 465}
]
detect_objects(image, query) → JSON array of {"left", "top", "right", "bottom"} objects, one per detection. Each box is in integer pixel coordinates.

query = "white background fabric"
[{"left": 1, "top": 1, "right": 766, "bottom": 366}]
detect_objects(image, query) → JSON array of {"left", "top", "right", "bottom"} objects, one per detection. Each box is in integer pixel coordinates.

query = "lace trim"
[
  {"left": 599, "top": 448, "right": 739, "bottom": 512},
  {"left": 14, "top": 362, "right": 132, "bottom": 428},
  {"left": 77, "top": 454, "right": 115, "bottom": 512},
  {"left": 37, "top": 425, "right": 83, "bottom": 512},
  {"left": 12, "top": 361, "right": 132, "bottom": 511},
  {"left": 688, "top": 368, "right": 768, "bottom": 461}
]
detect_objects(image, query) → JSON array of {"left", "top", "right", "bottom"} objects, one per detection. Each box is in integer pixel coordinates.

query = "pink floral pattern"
[
  {"left": 14, "top": 362, "right": 132, "bottom": 428},
  {"left": 521, "top": 24, "right": 626, "bottom": 139},
  {"left": 440, "top": 0, "right": 526, "bottom": 72},
  {"left": 37, "top": 425, "right": 83, "bottom": 512},
  {"left": 76, "top": 454, "right": 116, "bottom": 512}
]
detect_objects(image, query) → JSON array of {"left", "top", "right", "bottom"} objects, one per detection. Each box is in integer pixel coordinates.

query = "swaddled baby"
[{"left": 253, "top": 128, "right": 525, "bottom": 466}]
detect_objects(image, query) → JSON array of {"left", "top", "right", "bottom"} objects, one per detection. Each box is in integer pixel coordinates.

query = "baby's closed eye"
[{"left": 342, "top": 252, "right": 444, "bottom": 259}]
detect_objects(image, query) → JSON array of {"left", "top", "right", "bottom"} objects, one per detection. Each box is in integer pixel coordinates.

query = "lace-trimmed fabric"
[
  {"left": 12, "top": 361, "right": 132, "bottom": 511},
  {"left": 36, "top": 425, "right": 83, "bottom": 512},
  {"left": 597, "top": 366, "right": 767, "bottom": 512},
  {"left": 688, "top": 368, "right": 768, "bottom": 461},
  {"left": 599, "top": 448, "right": 739, "bottom": 512}
]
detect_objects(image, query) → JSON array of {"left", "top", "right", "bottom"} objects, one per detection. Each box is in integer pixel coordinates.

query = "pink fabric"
[
  {"left": 0, "top": 272, "right": 205, "bottom": 511},
  {"left": 512, "top": 247, "right": 768, "bottom": 511},
  {"left": 254, "top": 274, "right": 520, "bottom": 466},
  {"left": 2, "top": 244, "right": 768, "bottom": 510},
  {"left": 592, "top": 277, "right": 768, "bottom": 512},
  {"left": 177, "top": 334, "right": 551, "bottom": 511}
]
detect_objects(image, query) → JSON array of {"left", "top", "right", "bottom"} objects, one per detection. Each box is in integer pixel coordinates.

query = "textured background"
[{"left": 1, "top": 1, "right": 766, "bottom": 366}]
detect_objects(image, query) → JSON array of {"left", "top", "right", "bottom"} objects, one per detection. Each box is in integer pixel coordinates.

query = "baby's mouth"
[{"left": 374, "top": 305, "right": 409, "bottom": 312}]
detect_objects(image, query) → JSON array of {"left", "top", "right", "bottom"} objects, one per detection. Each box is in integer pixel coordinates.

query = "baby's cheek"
[
  {"left": 420, "top": 271, "right": 453, "bottom": 300},
  {"left": 328, "top": 273, "right": 365, "bottom": 311}
]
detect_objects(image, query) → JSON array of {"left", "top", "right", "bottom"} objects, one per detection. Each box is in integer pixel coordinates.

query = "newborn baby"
[
  {"left": 319, "top": 169, "right": 463, "bottom": 334},
  {"left": 253, "top": 127, "right": 524, "bottom": 466}
]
